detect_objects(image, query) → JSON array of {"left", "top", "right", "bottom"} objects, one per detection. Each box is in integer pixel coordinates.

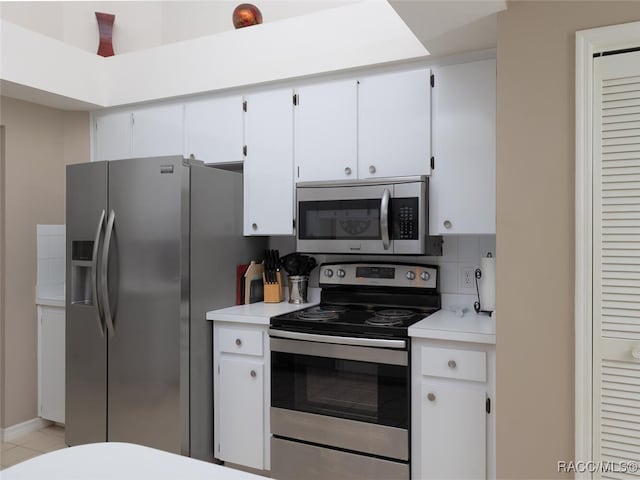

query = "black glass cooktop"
[{"left": 270, "top": 303, "right": 438, "bottom": 339}]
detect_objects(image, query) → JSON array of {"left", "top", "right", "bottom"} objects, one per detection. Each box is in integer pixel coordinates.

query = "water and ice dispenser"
[{"left": 70, "top": 241, "right": 94, "bottom": 305}]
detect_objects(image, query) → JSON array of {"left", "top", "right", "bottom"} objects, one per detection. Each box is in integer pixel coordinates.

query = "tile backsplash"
[
  {"left": 37, "top": 225, "right": 65, "bottom": 300},
  {"left": 268, "top": 234, "right": 496, "bottom": 307}
]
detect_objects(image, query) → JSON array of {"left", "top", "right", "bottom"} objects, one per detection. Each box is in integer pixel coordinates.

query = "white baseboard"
[{"left": 0, "top": 417, "right": 52, "bottom": 442}]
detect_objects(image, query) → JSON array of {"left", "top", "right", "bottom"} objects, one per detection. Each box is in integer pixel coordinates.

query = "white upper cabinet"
[
  {"left": 94, "top": 111, "right": 132, "bottom": 161},
  {"left": 430, "top": 58, "right": 496, "bottom": 235},
  {"left": 185, "top": 96, "right": 244, "bottom": 164},
  {"left": 131, "top": 104, "right": 184, "bottom": 158},
  {"left": 358, "top": 69, "right": 432, "bottom": 179},
  {"left": 244, "top": 89, "right": 294, "bottom": 236},
  {"left": 294, "top": 80, "right": 358, "bottom": 182}
]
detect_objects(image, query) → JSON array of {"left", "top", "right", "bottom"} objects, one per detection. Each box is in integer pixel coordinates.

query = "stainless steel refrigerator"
[{"left": 65, "top": 156, "right": 264, "bottom": 461}]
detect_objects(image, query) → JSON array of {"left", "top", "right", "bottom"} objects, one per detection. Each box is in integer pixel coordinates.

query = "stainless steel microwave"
[{"left": 296, "top": 177, "right": 433, "bottom": 255}]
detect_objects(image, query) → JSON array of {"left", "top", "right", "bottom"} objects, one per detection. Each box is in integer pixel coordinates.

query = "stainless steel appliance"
[
  {"left": 296, "top": 177, "right": 440, "bottom": 255},
  {"left": 65, "top": 156, "right": 264, "bottom": 461},
  {"left": 269, "top": 262, "right": 440, "bottom": 480}
]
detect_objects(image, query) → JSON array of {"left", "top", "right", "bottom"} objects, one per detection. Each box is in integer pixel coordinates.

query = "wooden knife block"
[{"left": 263, "top": 272, "right": 284, "bottom": 303}]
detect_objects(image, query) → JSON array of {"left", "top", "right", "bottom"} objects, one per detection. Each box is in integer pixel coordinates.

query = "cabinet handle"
[
  {"left": 344, "top": 167, "right": 352, "bottom": 175},
  {"left": 250, "top": 370, "right": 257, "bottom": 378},
  {"left": 427, "top": 393, "right": 436, "bottom": 402},
  {"left": 443, "top": 220, "right": 452, "bottom": 229},
  {"left": 251, "top": 223, "right": 258, "bottom": 231},
  {"left": 448, "top": 360, "right": 457, "bottom": 369},
  {"left": 369, "top": 165, "right": 376, "bottom": 174},
  {"left": 235, "top": 338, "right": 242, "bottom": 346}
]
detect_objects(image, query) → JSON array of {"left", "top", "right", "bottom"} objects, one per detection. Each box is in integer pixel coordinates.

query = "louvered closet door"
[{"left": 594, "top": 51, "right": 640, "bottom": 477}]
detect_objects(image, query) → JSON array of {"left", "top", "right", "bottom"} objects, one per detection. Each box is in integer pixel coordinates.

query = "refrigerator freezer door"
[
  {"left": 105, "top": 156, "right": 188, "bottom": 454},
  {"left": 188, "top": 164, "right": 267, "bottom": 461},
  {"left": 66, "top": 161, "right": 108, "bottom": 446}
]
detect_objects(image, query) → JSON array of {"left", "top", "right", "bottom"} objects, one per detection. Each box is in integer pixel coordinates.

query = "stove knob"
[
  {"left": 406, "top": 271, "right": 416, "bottom": 280},
  {"left": 420, "top": 271, "right": 431, "bottom": 281},
  {"left": 337, "top": 269, "right": 346, "bottom": 278},
  {"left": 324, "top": 269, "right": 334, "bottom": 278}
]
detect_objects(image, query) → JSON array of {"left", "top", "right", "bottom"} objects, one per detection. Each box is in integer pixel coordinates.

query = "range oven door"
[
  {"left": 270, "top": 331, "right": 410, "bottom": 462},
  {"left": 296, "top": 179, "right": 426, "bottom": 255}
]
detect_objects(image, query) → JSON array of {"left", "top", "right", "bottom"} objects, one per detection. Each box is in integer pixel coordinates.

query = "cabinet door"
[
  {"left": 185, "top": 96, "right": 244, "bottom": 164},
  {"left": 218, "top": 357, "right": 264, "bottom": 469},
  {"left": 359, "top": 69, "right": 431, "bottom": 179},
  {"left": 132, "top": 104, "right": 184, "bottom": 158},
  {"left": 431, "top": 59, "right": 496, "bottom": 235},
  {"left": 419, "top": 381, "right": 486, "bottom": 479},
  {"left": 39, "top": 307, "right": 66, "bottom": 423},
  {"left": 94, "top": 112, "right": 132, "bottom": 161},
  {"left": 244, "top": 89, "right": 294, "bottom": 235},
  {"left": 295, "top": 80, "right": 358, "bottom": 182}
]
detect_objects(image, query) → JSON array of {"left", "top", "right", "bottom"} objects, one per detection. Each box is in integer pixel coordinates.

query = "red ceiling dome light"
[{"left": 232, "top": 3, "right": 263, "bottom": 29}]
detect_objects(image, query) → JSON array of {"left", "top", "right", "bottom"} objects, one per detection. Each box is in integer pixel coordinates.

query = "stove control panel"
[{"left": 319, "top": 263, "right": 438, "bottom": 290}]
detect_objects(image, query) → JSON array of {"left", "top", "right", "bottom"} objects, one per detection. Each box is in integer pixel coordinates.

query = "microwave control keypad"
[{"left": 392, "top": 198, "right": 419, "bottom": 240}]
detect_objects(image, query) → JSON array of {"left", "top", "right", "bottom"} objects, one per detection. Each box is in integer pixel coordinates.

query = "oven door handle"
[
  {"left": 269, "top": 329, "right": 406, "bottom": 349},
  {"left": 380, "top": 188, "right": 391, "bottom": 250}
]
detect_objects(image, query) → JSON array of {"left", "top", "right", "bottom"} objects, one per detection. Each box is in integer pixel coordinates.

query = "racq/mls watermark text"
[{"left": 558, "top": 461, "right": 639, "bottom": 474}]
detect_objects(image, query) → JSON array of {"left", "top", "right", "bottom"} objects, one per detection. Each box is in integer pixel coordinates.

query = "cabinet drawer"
[
  {"left": 421, "top": 346, "right": 486, "bottom": 382},
  {"left": 219, "top": 328, "right": 263, "bottom": 357}
]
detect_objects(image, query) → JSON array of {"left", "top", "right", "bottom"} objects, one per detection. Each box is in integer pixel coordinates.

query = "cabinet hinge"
[
  {"left": 218, "top": 365, "right": 220, "bottom": 374},
  {"left": 297, "top": 166, "right": 300, "bottom": 178},
  {"left": 292, "top": 218, "right": 296, "bottom": 229},
  {"left": 430, "top": 156, "right": 435, "bottom": 170},
  {"left": 242, "top": 100, "right": 247, "bottom": 112},
  {"left": 486, "top": 397, "right": 491, "bottom": 414},
  {"left": 218, "top": 443, "right": 221, "bottom": 453},
  {"left": 430, "top": 73, "right": 434, "bottom": 88},
  {"left": 131, "top": 114, "right": 135, "bottom": 126},
  {"left": 243, "top": 145, "right": 247, "bottom": 157},
  {"left": 293, "top": 94, "right": 298, "bottom": 106}
]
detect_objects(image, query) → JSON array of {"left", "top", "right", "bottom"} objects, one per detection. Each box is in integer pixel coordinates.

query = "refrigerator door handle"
[
  {"left": 101, "top": 209, "right": 116, "bottom": 336},
  {"left": 91, "top": 209, "right": 106, "bottom": 336}
]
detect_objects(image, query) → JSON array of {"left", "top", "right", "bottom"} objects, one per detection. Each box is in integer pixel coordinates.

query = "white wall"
[
  {"left": 0, "top": 1, "right": 357, "bottom": 55},
  {"left": 161, "top": 1, "right": 356, "bottom": 45}
]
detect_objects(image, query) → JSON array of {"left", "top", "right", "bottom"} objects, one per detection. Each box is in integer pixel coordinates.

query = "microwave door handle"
[{"left": 380, "top": 188, "right": 391, "bottom": 250}]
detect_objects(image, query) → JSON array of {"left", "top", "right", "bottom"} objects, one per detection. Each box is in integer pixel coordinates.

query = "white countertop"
[
  {"left": 36, "top": 296, "right": 65, "bottom": 308},
  {"left": 206, "top": 287, "right": 320, "bottom": 324},
  {"left": 3, "top": 442, "right": 263, "bottom": 480},
  {"left": 409, "top": 309, "right": 496, "bottom": 344}
]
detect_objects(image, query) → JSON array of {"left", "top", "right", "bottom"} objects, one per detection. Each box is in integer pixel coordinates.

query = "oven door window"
[
  {"left": 272, "top": 352, "right": 408, "bottom": 429},
  {"left": 298, "top": 199, "right": 381, "bottom": 240}
]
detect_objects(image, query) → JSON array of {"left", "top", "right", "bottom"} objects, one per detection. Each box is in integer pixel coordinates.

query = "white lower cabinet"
[
  {"left": 412, "top": 340, "right": 495, "bottom": 480},
  {"left": 218, "top": 357, "right": 264, "bottom": 469},
  {"left": 213, "top": 322, "right": 270, "bottom": 472},
  {"left": 419, "top": 382, "right": 486, "bottom": 479},
  {"left": 38, "top": 305, "right": 65, "bottom": 423}
]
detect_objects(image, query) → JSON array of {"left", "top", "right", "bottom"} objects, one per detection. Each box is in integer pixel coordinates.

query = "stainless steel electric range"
[{"left": 269, "top": 262, "right": 440, "bottom": 480}]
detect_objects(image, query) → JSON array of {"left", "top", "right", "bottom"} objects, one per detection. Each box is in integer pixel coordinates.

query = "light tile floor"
[{"left": 0, "top": 425, "right": 66, "bottom": 470}]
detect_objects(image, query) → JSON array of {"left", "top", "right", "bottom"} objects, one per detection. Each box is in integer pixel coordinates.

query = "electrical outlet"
[{"left": 460, "top": 265, "right": 476, "bottom": 289}]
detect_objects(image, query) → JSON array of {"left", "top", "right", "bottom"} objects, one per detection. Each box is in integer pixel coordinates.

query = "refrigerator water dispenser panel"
[
  {"left": 72, "top": 241, "right": 94, "bottom": 261},
  {"left": 71, "top": 261, "right": 93, "bottom": 305},
  {"left": 71, "top": 241, "right": 95, "bottom": 305}
]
